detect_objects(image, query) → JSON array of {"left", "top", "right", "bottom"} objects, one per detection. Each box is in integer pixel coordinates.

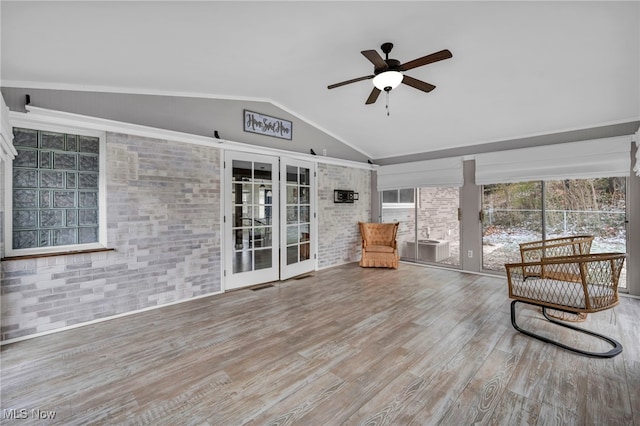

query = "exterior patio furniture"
[{"left": 505, "top": 252, "right": 626, "bottom": 358}]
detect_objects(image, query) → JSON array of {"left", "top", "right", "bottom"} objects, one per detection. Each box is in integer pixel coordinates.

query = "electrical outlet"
[
  {"left": 322, "top": 149, "right": 327, "bottom": 156},
  {"left": 468, "top": 250, "right": 473, "bottom": 258}
]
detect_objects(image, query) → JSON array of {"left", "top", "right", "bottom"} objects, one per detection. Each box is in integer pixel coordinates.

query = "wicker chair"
[
  {"left": 358, "top": 222, "right": 399, "bottom": 269},
  {"left": 505, "top": 252, "right": 626, "bottom": 358},
  {"left": 519, "top": 235, "right": 594, "bottom": 321}
]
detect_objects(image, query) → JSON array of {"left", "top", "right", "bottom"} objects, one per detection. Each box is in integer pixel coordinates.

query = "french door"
[
  {"left": 280, "top": 158, "right": 315, "bottom": 280},
  {"left": 225, "top": 152, "right": 279, "bottom": 290},
  {"left": 224, "top": 152, "right": 315, "bottom": 289}
]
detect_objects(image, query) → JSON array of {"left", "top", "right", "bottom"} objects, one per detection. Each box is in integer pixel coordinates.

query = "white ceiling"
[{"left": 2, "top": 1, "right": 639, "bottom": 160}]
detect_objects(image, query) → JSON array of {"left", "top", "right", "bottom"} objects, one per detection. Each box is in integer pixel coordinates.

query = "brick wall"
[
  {"left": 317, "top": 163, "right": 371, "bottom": 269},
  {"left": 0, "top": 132, "right": 222, "bottom": 341}
]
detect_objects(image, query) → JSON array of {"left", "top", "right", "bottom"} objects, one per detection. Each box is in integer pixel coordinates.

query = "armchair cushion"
[{"left": 366, "top": 245, "right": 395, "bottom": 254}]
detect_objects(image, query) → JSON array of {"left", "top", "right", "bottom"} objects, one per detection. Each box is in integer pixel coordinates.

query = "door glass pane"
[
  {"left": 300, "top": 243, "right": 310, "bottom": 261},
  {"left": 300, "top": 224, "right": 310, "bottom": 240},
  {"left": 233, "top": 251, "right": 252, "bottom": 273},
  {"left": 287, "top": 206, "right": 298, "bottom": 224},
  {"left": 287, "top": 186, "right": 298, "bottom": 204},
  {"left": 255, "top": 248, "right": 272, "bottom": 270},
  {"left": 253, "top": 185, "right": 264, "bottom": 206},
  {"left": 261, "top": 184, "right": 273, "bottom": 202},
  {"left": 300, "top": 206, "right": 310, "bottom": 223},
  {"left": 287, "top": 225, "right": 298, "bottom": 245},
  {"left": 545, "top": 178, "right": 627, "bottom": 288},
  {"left": 482, "top": 182, "right": 542, "bottom": 272},
  {"left": 286, "top": 246, "right": 298, "bottom": 265},
  {"left": 232, "top": 227, "right": 251, "bottom": 250},
  {"left": 232, "top": 160, "right": 252, "bottom": 181},
  {"left": 242, "top": 184, "right": 253, "bottom": 205},
  {"left": 415, "top": 187, "right": 460, "bottom": 266},
  {"left": 254, "top": 227, "right": 271, "bottom": 248},
  {"left": 252, "top": 205, "right": 268, "bottom": 226},
  {"left": 255, "top": 162, "right": 272, "bottom": 182},
  {"left": 286, "top": 165, "right": 297, "bottom": 183},
  {"left": 300, "top": 168, "right": 310, "bottom": 185},
  {"left": 299, "top": 187, "right": 310, "bottom": 204}
]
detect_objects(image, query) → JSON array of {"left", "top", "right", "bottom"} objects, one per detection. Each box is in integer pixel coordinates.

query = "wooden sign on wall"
[{"left": 243, "top": 110, "right": 293, "bottom": 140}]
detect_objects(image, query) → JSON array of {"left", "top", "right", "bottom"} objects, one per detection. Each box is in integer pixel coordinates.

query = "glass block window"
[{"left": 12, "top": 127, "right": 100, "bottom": 250}]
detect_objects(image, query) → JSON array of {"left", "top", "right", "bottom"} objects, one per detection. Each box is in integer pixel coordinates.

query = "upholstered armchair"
[{"left": 358, "top": 222, "right": 399, "bottom": 269}]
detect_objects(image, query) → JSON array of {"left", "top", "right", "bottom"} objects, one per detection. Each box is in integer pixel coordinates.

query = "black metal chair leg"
[{"left": 510, "top": 300, "right": 622, "bottom": 358}]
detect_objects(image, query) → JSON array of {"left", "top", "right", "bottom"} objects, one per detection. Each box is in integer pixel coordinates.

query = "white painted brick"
[
  {"left": 317, "top": 163, "right": 371, "bottom": 269},
  {"left": 1, "top": 132, "right": 222, "bottom": 341}
]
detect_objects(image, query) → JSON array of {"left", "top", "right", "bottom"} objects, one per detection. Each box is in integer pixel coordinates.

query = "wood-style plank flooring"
[{"left": 1, "top": 262, "right": 639, "bottom": 425}]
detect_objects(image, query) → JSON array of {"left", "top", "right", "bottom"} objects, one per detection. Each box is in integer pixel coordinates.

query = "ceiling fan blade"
[
  {"left": 365, "top": 87, "right": 381, "bottom": 104},
  {"left": 361, "top": 50, "right": 388, "bottom": 70},
  {"left": 327, "top": 75, "right": 374, "bottom": 89},
  {"left": 402, "top": 75, "right": 436, "bottom": 93},
  {"left": 399, "top": 49, "right": 452, "bottom": 71}
]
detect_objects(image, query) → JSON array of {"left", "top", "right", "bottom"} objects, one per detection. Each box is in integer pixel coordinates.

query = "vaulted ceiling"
[{"left": 2, "top": 1, "right": 639, "bottom": 163}]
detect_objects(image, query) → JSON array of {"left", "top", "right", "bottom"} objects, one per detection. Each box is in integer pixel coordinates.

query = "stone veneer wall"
[
  {"left": 317, "top": 163, "right": 371, "bottom": 269},
  {"left": 0, "top": 132, "right": 221, "bottom": 341}
]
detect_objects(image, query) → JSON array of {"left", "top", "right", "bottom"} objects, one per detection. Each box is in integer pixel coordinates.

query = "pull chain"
[{"left": 386, "top": 90, "right": 390, "bottom": 116}]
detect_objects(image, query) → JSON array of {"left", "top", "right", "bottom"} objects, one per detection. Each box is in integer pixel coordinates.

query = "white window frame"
[
  {"left": 4, "top": 120, "right": 107, "bottom": 257},
  {"left": 382, "top": 188, "right": 419, "bottom": 209}
]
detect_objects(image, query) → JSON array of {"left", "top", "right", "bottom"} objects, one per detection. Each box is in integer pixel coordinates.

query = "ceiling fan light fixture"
[{"left": 373, "top": 71, "right": 403, "bottom": 91}]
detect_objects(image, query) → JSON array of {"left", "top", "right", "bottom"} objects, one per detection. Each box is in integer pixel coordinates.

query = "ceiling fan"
[{"left": 327, "top": 42, "right": 452, "bottom": 105}]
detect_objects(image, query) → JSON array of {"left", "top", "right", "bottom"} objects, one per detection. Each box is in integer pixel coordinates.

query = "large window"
[
  {"left": 482, "top": 178, "right": 627, "bottom": 288},
  {"left": 7, "top": 126, "right": 105, "bottom": 256},
  {"left": 481, "top": 182, "right": 542, "bottom": 270},
  {"left": 382, "top": 186, "right": 460, "bottom": 267}
]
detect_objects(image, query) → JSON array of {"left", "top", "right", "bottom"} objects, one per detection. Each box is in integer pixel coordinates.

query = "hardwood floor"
[{"left": 1, "top": 262, "right": 639, "bottom": 425}]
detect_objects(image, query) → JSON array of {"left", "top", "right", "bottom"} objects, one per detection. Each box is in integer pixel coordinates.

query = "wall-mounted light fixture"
[{"left": 334, "top": 189, "right": 359, "bottom": 203}]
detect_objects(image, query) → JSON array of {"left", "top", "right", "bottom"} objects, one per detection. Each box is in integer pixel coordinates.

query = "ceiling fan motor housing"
[{"left": 376, "top": 59, "right": 401, "bottom": 74}]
